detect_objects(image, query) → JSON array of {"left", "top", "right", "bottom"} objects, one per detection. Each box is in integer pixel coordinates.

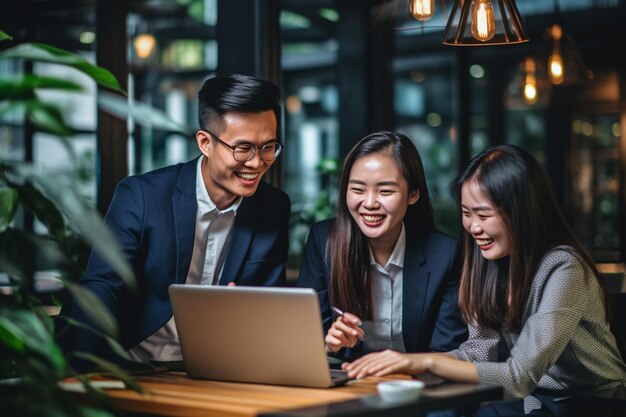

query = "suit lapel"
[
  {"left": 220, "top": 194, "right": 257, "bottom": 284},
  {"left": 402, "top": 232, "right": 429, "bottom": 352},
  {"left": 173, "top": 159, "right": 199, "bottom": 284}
]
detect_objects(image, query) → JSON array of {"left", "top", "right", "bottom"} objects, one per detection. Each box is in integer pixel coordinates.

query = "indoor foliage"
[{"left": 0, "top": 29, "right": 186, "bottom": 417}]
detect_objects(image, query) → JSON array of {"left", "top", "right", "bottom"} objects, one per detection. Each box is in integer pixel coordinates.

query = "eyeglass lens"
[{"left": 233, "top": 143, "right": 282, "bottom": 162}]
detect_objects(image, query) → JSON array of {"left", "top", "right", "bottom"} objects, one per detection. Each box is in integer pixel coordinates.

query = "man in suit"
[{"left": 63, "top": 74, "right": 290, "bottom": 366}]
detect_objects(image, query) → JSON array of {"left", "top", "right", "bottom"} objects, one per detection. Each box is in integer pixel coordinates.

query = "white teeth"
[
  {"left": 237, "top": 172, "right": 258, "bottom": 181},
  {"left": 476, "top": 239, "right": 494, "bottom": 246},
  {"left": 362, "top": 215, "right": 383, "bottom": 222}
]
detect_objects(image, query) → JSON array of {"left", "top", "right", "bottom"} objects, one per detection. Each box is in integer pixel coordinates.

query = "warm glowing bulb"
[
  {"left": 471, "top": 0, "right": 496, "bottom": 42},
  {"left": 409, "top": 0, "right": 435, "bottom": 21},
  {"left": 549, "top": 24, "right": 563, "bottom": 41},
  {"left": 524, "top": 76, "right": 537, "bottom": 104},
  {"left": 523, "top": 57, "right": 538, "bottom": 105},
  {"left": 133, "top": 33, "right": 156, "bottom": 59},
  {"left": 549, "top": 52, "right": 564, "bottom": 84},
  {"left": 548, "top": 25, "right": 565, "bottom": 85}
]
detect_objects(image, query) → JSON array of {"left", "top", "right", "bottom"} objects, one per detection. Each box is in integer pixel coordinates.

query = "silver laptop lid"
[{"left": 169, "top": 284, "right": 344, "bottom": 388}]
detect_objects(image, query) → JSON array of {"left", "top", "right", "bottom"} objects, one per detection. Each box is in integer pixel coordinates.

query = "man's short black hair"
[{"left": 197, "top": 74, "right": 282, "bottom": 135}]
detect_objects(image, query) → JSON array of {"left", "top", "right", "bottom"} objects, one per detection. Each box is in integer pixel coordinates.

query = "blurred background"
[{"left": 1, "top": 0, "right": 625, "bottom": 276}]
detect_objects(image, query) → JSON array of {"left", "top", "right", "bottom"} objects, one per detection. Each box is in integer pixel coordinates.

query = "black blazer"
[
  {"left": 296, "top": 219, "right": 467, "bottom": 359},
  {"left": 62, "top": 157, "right": 291, "bottom": 361}
]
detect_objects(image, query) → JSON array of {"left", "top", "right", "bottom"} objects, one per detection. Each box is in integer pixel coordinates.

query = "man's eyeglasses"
[{"left": 202, "top": 129, "right": 283, "bottom": 162}]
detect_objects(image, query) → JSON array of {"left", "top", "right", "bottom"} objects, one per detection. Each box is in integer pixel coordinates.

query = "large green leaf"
[
  {"left": 61, "top": 316, "right": 129, "bottom": 362},
  {"left": 0, "top": 229, "right": 66, "bottom": 288},
  {"left": 0, "top": 43, "right": 124, "bottom": 94},
  {"left": 0, "top": 230, "right": 32, "bottom": 280},
  {"left": 0, "top": 75, "right": 83, "bottom": 100},
  {"left": 0, "top": 186, "right": 18, "bottom": 233},
  {"left": 77, "top": 407, "right": 117, "bottom": 417},
  {"left": 0, "top": 317, "right": 27, "bottom": 352},
  {"left": 0, "top": 309, "right": 66, "bottom": 376},
  {"left": 61, "top": 315, "right": 158, "bottom": 375},
  {"left": 72, "top": 352, "right": 143, "bottom": 393},
  {"left": 12, "top": 164, "right": 135, "bottom": 288},
  {"left": 98, "top": 91, "right": 192, "bottom": 135},
  {"left": 59, "top": 376, "right": 117, "bottom": 416},
  {"left": 27, "top": 100, "right": 75, "bottom": 136},
  {"left": 65, "top": 283, "right": 118, "bottom": 339},
  {"left": 0, "top": 30, "right": 11, "bottom": 42},
  {"left": 14, "top": 182, "right": 66, "bottom": 239},
  {"left": 0, "top": 99, "right": 76, "bottom": 137},
  {"left": 0, "top": 80, "right": 36, "bottom": 101},
  {"left": 31, "top": 302, "right": 57, "bottom": 336}
]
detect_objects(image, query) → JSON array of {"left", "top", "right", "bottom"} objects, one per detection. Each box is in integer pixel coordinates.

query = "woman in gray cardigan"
[{"left": 343, "top": 145, "right": 626, "bottom": 416}]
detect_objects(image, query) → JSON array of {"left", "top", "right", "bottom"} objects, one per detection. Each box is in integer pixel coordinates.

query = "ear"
[
  {"left": 408, "top": 188, "right": 420, "bottom": 205},
  {"left": 196, "top": 130, "right": 212, "bottom": 157}
]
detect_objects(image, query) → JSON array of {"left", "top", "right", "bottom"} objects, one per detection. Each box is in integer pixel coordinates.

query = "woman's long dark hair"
[
  {"left": 327, "top": 131, "right": 435, "bottom": 320},
  {"left": 453, "top": 145, "right": 607, "bottom": 332}
]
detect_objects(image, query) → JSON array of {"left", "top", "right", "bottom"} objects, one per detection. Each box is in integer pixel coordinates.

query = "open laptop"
[{"left": 168, "top": 284, "right": 352, "bottom": 388}]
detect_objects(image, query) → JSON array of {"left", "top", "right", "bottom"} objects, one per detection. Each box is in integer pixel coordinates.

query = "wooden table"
[{"left": 90, "top": 372, "right": 502, "bottom": 417}]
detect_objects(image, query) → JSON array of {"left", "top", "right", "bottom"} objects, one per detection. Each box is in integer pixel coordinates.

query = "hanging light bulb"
[
  {"left": 547, "top": 24, "right": 565, "bottom": 85},
  {"left": 133, "top": 33, "right": 156, "bottom": 59},
  {"left": 443, "top": 0, "right": 527, "bottom": 45},
  {"left": 470, "top": 0, "right": 496, "bottom": 42},
  {"left": 524, "top": 77, "right": 537, "bottom": 104},
  {"left": 523, "top": 57, "right": 538, "bottom": 105},
  {"left": 409, "top": 0, "right": 435, "bottom": 21},
  {"left": 548, "top": 53, "right": 564, "bottom": 85}
]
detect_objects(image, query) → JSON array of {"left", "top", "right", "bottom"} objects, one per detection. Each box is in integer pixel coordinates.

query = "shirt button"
[
  {"left": 384, "top": 318, "right": 390, "bottom": 324},
  {"left": 384, "top": 291, "right": 391, "bottom": 298}
]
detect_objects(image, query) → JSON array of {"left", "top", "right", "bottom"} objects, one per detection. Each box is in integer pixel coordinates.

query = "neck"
[
  {"left": 369, "top": 224, "right": 402, "bottom": 266},
  {"left": 371, "top": 247, "right": 392, "bottom": 266}
]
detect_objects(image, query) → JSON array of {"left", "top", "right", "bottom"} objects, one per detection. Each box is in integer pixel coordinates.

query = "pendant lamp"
[
  {"left": 442, "top": 0, "right": 528, "bottom": 46},
  {"left": 544, "top": 20, "right": 592, "bottom": 85}
]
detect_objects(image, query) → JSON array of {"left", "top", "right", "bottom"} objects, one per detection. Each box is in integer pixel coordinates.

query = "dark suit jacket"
[
  {"left": 63, "top": 157, "right": 290, "bottom": 360},
  {"left": 296, "top": 219, "right": 467, "bottom": 359}
]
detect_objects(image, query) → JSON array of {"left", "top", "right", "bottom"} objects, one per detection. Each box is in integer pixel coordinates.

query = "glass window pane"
[
  {"left": 281, "top": 4, "right": 340, "bottom": 269},
  {"left": 128, "top": 2, "right": 217, "bottom": 175},
  {"left": 32, "top": 59, "right": 98, "bottom": 203},
  {"left": 569, "top": 113, "right": 621, "bottom": 260},
  {"left": 394, "top": 54, "right": 458, "bottom": 237}
]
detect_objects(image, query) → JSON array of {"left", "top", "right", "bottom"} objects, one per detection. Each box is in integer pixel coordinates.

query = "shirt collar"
[
  {"left": 369, "top": 222, "right": 406, "bottom": 269},
  {"left": 196, "top": 156, "right": 242, "bottom": 217}
]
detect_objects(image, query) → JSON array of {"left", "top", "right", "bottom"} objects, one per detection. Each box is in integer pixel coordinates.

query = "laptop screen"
[{"left": 169, "top": 285, "right": 351, "bottom": 388}]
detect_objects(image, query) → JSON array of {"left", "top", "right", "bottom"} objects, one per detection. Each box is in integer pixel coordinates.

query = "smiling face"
[
  {"left": 346, "top": 152, "right": 420, "bottom": 249},
  {"left": 196, "top": 110, "right": 278, "bottom": 210},
  {"left": 461, "top": 179, "right": 511, "bottom": 260}
]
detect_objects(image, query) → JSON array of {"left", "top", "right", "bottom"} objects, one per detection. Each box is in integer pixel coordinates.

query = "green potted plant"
[{"left": 0, "top": 29, "right": 189, "bottom": 416}]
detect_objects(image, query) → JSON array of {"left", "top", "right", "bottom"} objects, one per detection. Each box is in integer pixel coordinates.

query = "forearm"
[{"left": 425, "top": 354, "right": 478, "bottom": 383}]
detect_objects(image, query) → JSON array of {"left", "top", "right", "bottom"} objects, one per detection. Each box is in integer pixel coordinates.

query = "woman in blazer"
[
  {"left": 344, "top": 145, "right": 626, "bottom": 416},
  {"left": 297, "top": 131, "right": 467, "bottom": 359}
]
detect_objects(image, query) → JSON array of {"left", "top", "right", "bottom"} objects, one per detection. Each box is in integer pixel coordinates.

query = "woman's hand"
[
  {"left": 325, "top": 312, "right": 365, "bottom": 353},
  {"left": 342, "top": 350, "right": 432, "bottom": 379},
  {"left": 342, "top": 350, "right": 479, "bottom": 383}
]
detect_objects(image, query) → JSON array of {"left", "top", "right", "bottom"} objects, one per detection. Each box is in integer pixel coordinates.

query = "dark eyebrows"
[
  {"left": 461, "top": 203, "right": 494, "bottom": 212},
  {"left": 377, "top": 181, "right": 401, "bottom": 187},
  {"left": 348, "top": 179, "right": 401, "bottom": 187},
  {"left": 230, "top": 138, "right": 279, "bottom": 146}
]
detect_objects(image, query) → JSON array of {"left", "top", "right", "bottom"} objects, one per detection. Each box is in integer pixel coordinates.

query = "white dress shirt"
[
  {"left": 362, "top": 223, "right": 407, "bottom": 354},
  {"left": 129, "top": 156, "right": 241, "bottom": 362}
]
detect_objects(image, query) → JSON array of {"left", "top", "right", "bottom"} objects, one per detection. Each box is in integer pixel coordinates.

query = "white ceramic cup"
[{"left": 377, "top": 380, "right": 425, "bottom": 403}]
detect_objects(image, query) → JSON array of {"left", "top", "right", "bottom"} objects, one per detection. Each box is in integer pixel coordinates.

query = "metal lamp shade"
[{"left": 442, "top": 0, "right": 528, "bottom": 46}]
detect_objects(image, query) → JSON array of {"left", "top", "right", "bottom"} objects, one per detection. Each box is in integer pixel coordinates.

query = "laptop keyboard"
[{"left": 330, "top": 369, "right": 350, "bottom": 381}]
